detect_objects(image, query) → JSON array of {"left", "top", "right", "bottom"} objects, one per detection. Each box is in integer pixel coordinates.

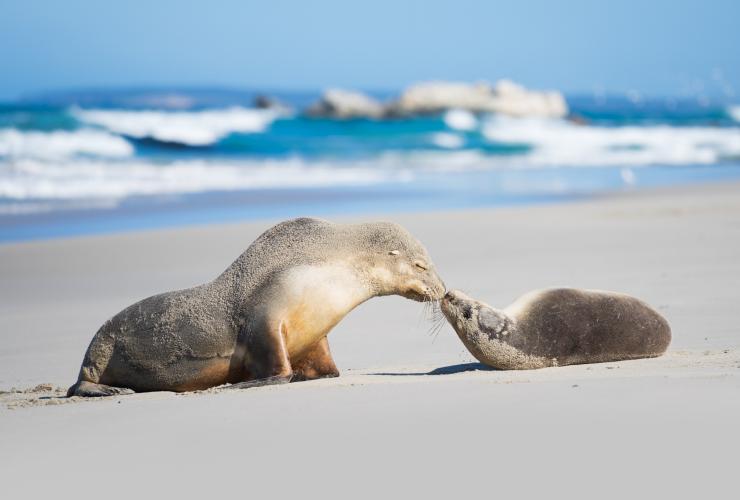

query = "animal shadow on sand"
[{"left": 370, "top": 362, "right": 497, "bottom": 377}]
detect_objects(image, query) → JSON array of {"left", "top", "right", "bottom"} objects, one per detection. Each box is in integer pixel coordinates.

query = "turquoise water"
[{"left": 1, "top": 89, "right": 739, "bottom": 242}]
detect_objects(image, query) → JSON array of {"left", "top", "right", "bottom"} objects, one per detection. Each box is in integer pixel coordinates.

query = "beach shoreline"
[
  {"left": 1, "top": 181, "right": 739, "bottom": 497},
  {"left": 4, "top": 163, "right": 740, "bottom": 244}
]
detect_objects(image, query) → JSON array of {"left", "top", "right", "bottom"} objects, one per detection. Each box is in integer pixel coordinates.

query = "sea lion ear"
[{"left": 389, "top": 250, "right": 400, "bottom": 256}]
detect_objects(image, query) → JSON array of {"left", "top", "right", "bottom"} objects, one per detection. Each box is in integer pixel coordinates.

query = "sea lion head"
[
  {"left": 440, "top": 289, "right": 509, "bottom": 340},
  {"left": 357, "top": 222, "right": 446, "bottom": 302}
]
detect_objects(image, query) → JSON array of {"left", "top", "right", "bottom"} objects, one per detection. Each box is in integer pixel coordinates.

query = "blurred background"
[{"left": 1, "top": 0, "right": 739, "bottom": 241}]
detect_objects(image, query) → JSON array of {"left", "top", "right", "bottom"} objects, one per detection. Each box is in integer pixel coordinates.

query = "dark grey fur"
[{"left": 441, "top": 288, "right": 671, "bottom": 369}]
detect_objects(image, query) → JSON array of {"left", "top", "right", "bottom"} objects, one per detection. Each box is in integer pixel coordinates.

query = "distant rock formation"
[
  {"left": 253, "top": 95, "right": 292, "bottom": 113},
  {"left": 305, "top": 89, "right": 385, "bottom": 119},
  {"left": 254, "top": 95, "right": 277, "bottom": 109},
  {"left": 304, "top": 80, "right": 568, "bottom": 119},
  {"left": 389, "top": 80, "right": 568, "bottom": 118}
]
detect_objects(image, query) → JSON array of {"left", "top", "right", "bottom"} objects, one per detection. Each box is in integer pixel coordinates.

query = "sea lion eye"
[
  {"left": 462, "top": 305, "right": 473, "bottom": 319},
  {"left": 389, "top": 250, "right": 400, "bottom": 256},
  {"left": 414, "top": 260, "right": 428, "bottom": 271}
]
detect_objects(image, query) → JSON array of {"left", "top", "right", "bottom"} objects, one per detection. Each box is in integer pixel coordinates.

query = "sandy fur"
[{"left": 69, "top": 217, "right": 445, "bottom": 394}]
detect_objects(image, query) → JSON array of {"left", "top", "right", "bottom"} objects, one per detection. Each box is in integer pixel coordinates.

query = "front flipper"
[
  {"left": 291, "top": 337, "right": 340, "bottom": 382},
  {"left": 478, "top": 307, "right": 511, "bottom": 339},
  {"left": 233, "top": 318, "right": 294, "bottom": 390},
  {"left": 225, "top": 374, "right": 293, "bottom": 390},
  {"left": 67, "top": 381, "right": 135, "bottom": 397}
]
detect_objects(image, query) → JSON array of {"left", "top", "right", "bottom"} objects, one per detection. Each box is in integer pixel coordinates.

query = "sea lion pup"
[
  {"left": 68, "top": 217, "right": 445, "bottom": 397},
  {"left": 440, "top": 288, "right": 670, "bottom": 370}
]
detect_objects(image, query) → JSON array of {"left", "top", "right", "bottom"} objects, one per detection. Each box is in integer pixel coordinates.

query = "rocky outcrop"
[
  {"left": 305, "top": 89, "right": 385, "bottom": 119},
  {"left": 304, "top": 80, "right": 568, "bottom": 119},
  {"left": 253, "top": 94, "right": 291, "bottom": 112},
  {"left": 389, "top": 80, "right": 568, "bottom": 118}
]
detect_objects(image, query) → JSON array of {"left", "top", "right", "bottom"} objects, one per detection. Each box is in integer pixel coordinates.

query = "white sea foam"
[
  {"left": 729, "top": 106, "right": 740, "bottom": 123},
  {"left": 73, "top": 107, "right": 282, "bottom": 146},
  {"left": 443, "top": 109, "right": 478, "bottom": 131},
  {"left": 482, "top": 116, "right": 740, "bottom": 167},
  {"left": 0, "top": 129, "right": 134, "bottom": 160},
  {"left": 430, "top": 132, "right": 465, "bottom": 149},
  {"left": 0, "top": 158, "right": 409, "bottom": 202},
  {"left": 0, "top": 199, "right": 121, "bottom": 215}
]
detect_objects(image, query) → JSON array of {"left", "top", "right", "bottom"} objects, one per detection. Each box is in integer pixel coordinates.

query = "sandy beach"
[{"left": 2, "top": 182, "right": 739, "bottom": 498}]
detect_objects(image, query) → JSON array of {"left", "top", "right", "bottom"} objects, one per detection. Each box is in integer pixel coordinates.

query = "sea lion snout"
[
  {"left": 441, "top": 289, "right": 472, "bottom": 310},
  {"left": 427, "top": 269, "right": 447, "bottom": 300},
  {"left": 402, "top": 278, "right": 445, "bottom": 302},
  {"left": 441, "top": 291, "right": 456, "bottom": 316},
  {"left": 440, "top": 289, "right": 475, "bottom": 324},
  {"left": 440, "top": 290, "right": 456, "bottom": 314},
  {"left": 399, "top": 264, "right": 446, "bottom": 302}
]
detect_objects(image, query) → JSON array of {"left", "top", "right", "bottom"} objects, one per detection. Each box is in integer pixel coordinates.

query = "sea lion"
[
  {"left": 440, "top": 288, "right": 670, "bottom": 369},
  {"left": 68, "top": 217, "right": 445, "bottom": 396}
]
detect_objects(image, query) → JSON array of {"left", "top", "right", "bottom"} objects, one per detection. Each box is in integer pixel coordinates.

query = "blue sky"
[{"left": 1, "top": 0, "right": 738, "bottom": 100}]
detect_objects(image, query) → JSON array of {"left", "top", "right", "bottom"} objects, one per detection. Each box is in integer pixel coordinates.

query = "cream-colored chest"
[{"left": 276, "top": 264, "right": 368, "bottom": 358}]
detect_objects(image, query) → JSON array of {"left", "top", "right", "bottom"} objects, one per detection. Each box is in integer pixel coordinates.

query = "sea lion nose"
[{"left": 443, "top": 290, "right": 457, "bottom": 303}]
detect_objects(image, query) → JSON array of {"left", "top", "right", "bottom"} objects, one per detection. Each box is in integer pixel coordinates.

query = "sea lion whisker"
[
  {"left": 427, "top": 313, "right": 446, "bottom": 339},
  {"left": 418, "top": 298, "right": 435, "bottom": 331},
  {"left": 421, "top": 293, "right": 434, "bottom": 319},
  {"left": 417, "top": 301, "right": 430, "bottom": 328},
  {"left": 428, "top": 317, "right": 446, "bottom": 343},
  {"left": 418, "top": 294, "right": 437, "bottom": 326}
]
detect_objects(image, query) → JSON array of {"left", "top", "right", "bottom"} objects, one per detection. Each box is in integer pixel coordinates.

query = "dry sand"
[{"left": 1, "top": 182, "right": 739, "bottom": 498}]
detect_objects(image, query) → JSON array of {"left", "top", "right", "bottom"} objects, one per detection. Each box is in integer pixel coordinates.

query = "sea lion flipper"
[
  {"left": 291, "top": 337, "right": 340, "bottom": 381},
  {"left": 67, "top": 381, "right": 135, "bottom": 398},
  {"left": 225, "top": 375, "right": 292, "bottom": 390},
  {"left": 478, "top": 307, "right": 509, "bottom": 338},
  {"left": 233, "top": 318, "right": 295, "bottom": 390}
]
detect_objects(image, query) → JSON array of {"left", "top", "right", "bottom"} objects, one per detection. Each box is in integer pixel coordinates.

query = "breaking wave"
[
  {"left": 72, "top": 107, "right": 282, "bottom": 146},
  {"left": 2, "top": 103, "right": 740, "bottom": 214},
  {"left": 0, "top": 158, "right": 410, "bottom": 202},
  {"left": 0, "top": 128, "right": 134, "bottom": 160},
  {"left": 481, "top": 116, "right": 740, "bottom": 167},
  {"left": 430, "top": 132, "right": 465, "bottom": 149},
  {"left": 728, "top": 106, "right": 740, "bottom": 123},
  {"left": 443, "top": 109, "right": 478, "bottom": 131}
]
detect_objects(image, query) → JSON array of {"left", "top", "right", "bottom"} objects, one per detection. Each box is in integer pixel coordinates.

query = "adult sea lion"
[
  {"left": 440, "top": 288, "right": 670, "bottom": 369},
  {"left": 68, "top": 217, "right": 445, "bottom": 396}
]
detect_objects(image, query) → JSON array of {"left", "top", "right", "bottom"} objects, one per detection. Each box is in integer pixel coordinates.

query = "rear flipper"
[{"left": 67, "top": 381, "right": 135, "bottom": 397}]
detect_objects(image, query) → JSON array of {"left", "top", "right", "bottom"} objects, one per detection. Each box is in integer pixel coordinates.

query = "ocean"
[{"left": 1, "top": 89, "right": 740, "bottom": 242}]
